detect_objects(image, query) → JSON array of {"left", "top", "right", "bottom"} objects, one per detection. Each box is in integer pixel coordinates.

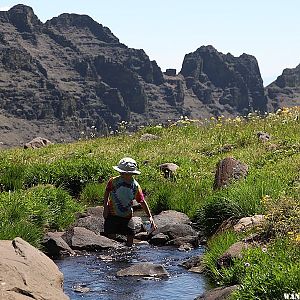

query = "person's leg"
[
  {"left": 107, "top": 233, "right": 116, "bottom": 240},
  {"left": 126, "top": 235, "right": 134, "bottom": 247}
]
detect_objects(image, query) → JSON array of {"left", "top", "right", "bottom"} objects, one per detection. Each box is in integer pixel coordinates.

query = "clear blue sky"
[{"left": 1, "top": 0, "right": 299, "bottom": 86}]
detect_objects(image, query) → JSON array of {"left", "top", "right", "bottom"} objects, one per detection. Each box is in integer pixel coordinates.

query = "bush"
[{"left": 194, "top": 197, "right": 242, "bottom": 236}]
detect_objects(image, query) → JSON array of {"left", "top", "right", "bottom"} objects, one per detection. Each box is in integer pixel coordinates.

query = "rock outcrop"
[
  {"left": 266, "top": 64, "right": 300, "bottom": 110},
  {"left": 180, "top": 45, "right": 267, "bottom": 116},
  {"left": 0, "top": 5, "right": 271, "bottom": 148},
  {"left": 0, "top": 237, "right": 69, "bottom": 300}
]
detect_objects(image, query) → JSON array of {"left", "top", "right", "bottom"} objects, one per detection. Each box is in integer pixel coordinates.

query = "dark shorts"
[{"left": 104, "top": 215, "right": 135, "bottom": 236}]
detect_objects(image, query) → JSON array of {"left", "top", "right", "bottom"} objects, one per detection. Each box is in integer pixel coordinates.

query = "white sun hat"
[{"left": 113, "top": 157, "right": 141, "bottom": 174}]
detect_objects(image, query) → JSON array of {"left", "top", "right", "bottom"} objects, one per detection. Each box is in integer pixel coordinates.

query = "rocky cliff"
[
  {"left": 266, "top": 64, "right": 300, "bottom": 110},
  {"left": 0, "top": 5, "right": 269, "bottom": 147}
]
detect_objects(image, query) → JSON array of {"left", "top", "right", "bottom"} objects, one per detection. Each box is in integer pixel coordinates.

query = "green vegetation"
[{"left": 0, "top": 107, "right": 300, "bottom": 296}]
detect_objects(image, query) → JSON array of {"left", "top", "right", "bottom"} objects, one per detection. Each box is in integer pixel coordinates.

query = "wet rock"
[
  {"left": 116, "top": 262, "right": 169, "bottom": 277},
  {"left": 213, "top": 157, "right": 248, "bottom": 189},
  {"left": 149, "top": 233, "right": 169, "bottom": 246},
  {"left": 233, "top": 215, "right": 264, "bottom": 232},
  {"left": 150, "top": 223, "right": 199, "bottom": 247},
  {"left": 166, "top": 235, "right": 199, "bottom": 248},
  {"left": 0, "top": 237, "right": 69, "bottom": 300},
  {"left": 42, "top": 231, "right": 75, "bottom": 258},
  {"left": 181, "top": 255, "right": 205, "bottom": 273},
  {"left": 196, "top": 285, "right": 239, "bottom": 300},
  {"left": 73, "top": 284, "right": 90, "bottom": 294},
  {"left": 181, "top": 255, "right": 203, "bottom": 269},
  {"left": 63, "top": 227, "right": 121, "bottom": 250},
  {"left": 132, "top": 216, "right": 143, "bottom": 233},
  {"left": 159, "top": 163, "right": 179, "bottom": 178},
  {"left": 134, "top": 231, "right": 149, "bottom": 241},
  {"left": 24, "top": 136, "right": 53, "bottom": 149}
]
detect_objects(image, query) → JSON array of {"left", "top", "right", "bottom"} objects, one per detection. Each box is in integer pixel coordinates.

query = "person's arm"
[
  {"left": 103, "top": 178, "right": 113, "bottom": 219},
  {"left": 103, "top": 189, "right": 109, "bottom": 219},
  {"left": 140, "top": 201, "right": 157, "bottom": 230}
]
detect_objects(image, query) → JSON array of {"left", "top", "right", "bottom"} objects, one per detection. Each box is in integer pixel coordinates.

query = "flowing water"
[{"left": 55, "top": 243, "right": 207, "bottom": 300}]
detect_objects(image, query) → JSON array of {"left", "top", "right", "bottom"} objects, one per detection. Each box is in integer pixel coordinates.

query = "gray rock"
[
  {"left": 42, "top": 231, "right": 75, "bottom": 258},
  {"left": 153, "top": 210, "right": 191, "bottom": 228},
  {"left": 257, "top": 131, "right": 271, "bottom": 143},
  {"left": 63, "top": 227, "right": 121, "bottom": 250},
  {"left": 159, "top": 163, "right": 179, "bottom": 178},
  {"left": 73, "top": 206, "right": 105, "bottom": 235},
  {"left": 140, "top": 133, "right": 160, "bottom": 141},
  {"left": 196, "top": 285, "right": 239, "bottom": 300},
  {"left": 116, "top": 262, "right": 169, "bottom": 277},
  {"left": 149, "top": 233, "right": 169, "bottom": 246},
  {"left": 233, "top": 215, "right": 264, "bottom": 232},
  {"left": 24, "top": 137, "right": 52, "bottom": 149},
  {"left": 0, "top": 237, "right": 69, "bottom": 300},
  {"left": 213, "top": 157, "right": 248, "bottom": 189},
  {"left": 217, "top": 242, "right": 251, "bottom": 268},
  {"left": 181, "top": 255, "right": 205, "bottom": 273},
  {"left": 150, "top": 223, "right": 199, "bottom": 247}
]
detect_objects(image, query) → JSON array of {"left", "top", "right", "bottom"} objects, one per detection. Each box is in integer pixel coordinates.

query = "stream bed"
[{"left": 55, "top": 243, "right": 207, "bottom": 300}]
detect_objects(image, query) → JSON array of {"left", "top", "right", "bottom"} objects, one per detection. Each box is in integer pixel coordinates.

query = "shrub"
[{"left": 194, "top": 197, "right": 242, "bottom": 236}]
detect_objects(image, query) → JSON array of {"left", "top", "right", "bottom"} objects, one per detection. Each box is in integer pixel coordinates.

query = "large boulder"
[
  {"left": 213, "top": 157, "right": 248, "bottom": 189},
  {"left": 0, "top": 237, "right": 69, "bottom": 300},
  {"left": 150, "top": 210, "right": 197, "bottom": 247},
  {"left": 116, "top": 262, "right": 169, "bottom": 277},
  {"left": 150, "top": 223, "right": 199, "bottom": 247}
]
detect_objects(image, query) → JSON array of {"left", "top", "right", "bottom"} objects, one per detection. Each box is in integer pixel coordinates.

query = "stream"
[{"left": 55, "top": 243, "right": 207, "bottom": 300}]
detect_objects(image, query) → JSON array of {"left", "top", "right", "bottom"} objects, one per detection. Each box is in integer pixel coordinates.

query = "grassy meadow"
[{"left": 0, "top": 107, "right": 300, "bottom": 299}]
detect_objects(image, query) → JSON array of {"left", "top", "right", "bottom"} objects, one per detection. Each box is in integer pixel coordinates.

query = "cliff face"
[
  {"left": 265, "top": 64, "right": 300, "bottom": 110},
  {"left": 0, "top": 5, "right": 269, "bottom": 147},
  {"left": 180, "top": 46, "right": 267, "bottom": 116}
]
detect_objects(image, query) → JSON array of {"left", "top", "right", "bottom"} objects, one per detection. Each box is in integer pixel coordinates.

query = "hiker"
[{"left": 103, "top": 157, "right": 157, "bottom": 246}]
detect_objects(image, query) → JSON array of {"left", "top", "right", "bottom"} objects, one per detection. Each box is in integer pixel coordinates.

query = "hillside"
[
  {"left": 0, "top": 107, "right": 299, "bottom": 299},
  {"left": 0, "top": 4, "right": 270, "bottom": 148}
]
